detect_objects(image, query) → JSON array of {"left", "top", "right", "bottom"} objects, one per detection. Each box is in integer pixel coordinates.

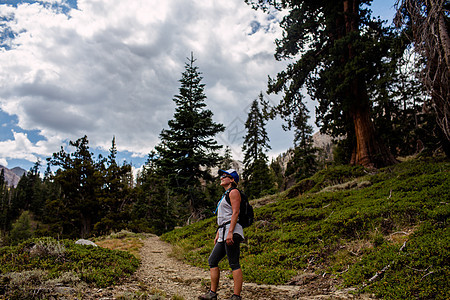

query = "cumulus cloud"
[
  {"left": 0, "top": 130, "right": 59, "bottom": 163},
  {"left": 0, "top": 0, "right": 290, "bottom": 166}
]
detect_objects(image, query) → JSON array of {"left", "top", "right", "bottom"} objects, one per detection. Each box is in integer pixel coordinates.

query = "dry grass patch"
[
  {"left": 96, "top": 237, "right": 144, "bottom": 259},
  {"left": 95, "top": 231, "right": 150, "bottom": 259}
]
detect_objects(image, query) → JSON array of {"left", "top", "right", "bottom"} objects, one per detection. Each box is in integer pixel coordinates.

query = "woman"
[{"left": 199, "top": 169, "right": 244, "bottom": 300}]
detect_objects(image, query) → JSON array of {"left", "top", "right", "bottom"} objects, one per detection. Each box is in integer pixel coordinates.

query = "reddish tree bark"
[{"left": 343, "top": 0, "right": 398, "bottom": 168}]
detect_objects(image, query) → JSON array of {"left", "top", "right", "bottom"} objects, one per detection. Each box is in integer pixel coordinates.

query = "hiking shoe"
[
  {"left": 230, "top": 295, "right": 242, "bottom": 300},
  {"left": 198, "top": 290, "right": 218, "bottom": 300}
]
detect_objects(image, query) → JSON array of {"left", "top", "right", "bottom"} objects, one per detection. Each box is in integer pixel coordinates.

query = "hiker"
[{"left": 199, "top": 169, "right": 244, "bottom": 300}]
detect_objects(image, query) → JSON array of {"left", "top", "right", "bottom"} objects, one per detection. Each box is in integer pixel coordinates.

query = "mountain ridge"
[{"left": 0, "top": 165, "right": 26, "bottom": 187}]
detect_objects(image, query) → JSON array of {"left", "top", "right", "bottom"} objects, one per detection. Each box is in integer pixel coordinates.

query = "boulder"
[{"left": 75, "top": 239, "right": 98, "bottom": 247}]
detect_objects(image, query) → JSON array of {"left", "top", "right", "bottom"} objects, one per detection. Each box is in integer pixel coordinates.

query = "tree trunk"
[
  {"left": 80, "top": 213, "right": 91, "bottom": 238},
  {"left": 437, "top": 11, "right": 450, "bottom": 142},
  {"left": 438, "top": 6, "right": 450, "bottom": 72},
  {"left": 350, "top": 102, "right": 398, "bottom": 168},
  {"left": 343, "top": 0, "right": 397, "bottom": 168}
]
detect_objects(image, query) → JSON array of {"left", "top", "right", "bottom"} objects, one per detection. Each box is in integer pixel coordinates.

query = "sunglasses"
[{"left": 220, "top": 174, "right": 232, "bottom": 179}]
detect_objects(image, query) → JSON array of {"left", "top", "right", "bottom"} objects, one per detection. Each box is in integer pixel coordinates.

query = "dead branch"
[
  {"left": 368, "top": 261, "right": 393, "bottom": 282},
  {"left": 406, "top": 265, "right": 432, "bottom": 272},
  {"left": 395, "top": 0, "right": 450, "bottom": 141},
  {"left": 422, "top": 271, "right": 435, "bottom": 279},
  {"left": 337, "top": 265, "right": 350, "bottom": 274},
  {"left": 399, "top": 240, "right": 407, "bottom": 252}
]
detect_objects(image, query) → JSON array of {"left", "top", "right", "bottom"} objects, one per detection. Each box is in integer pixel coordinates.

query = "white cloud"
[
  {"left": 0, "top": 158, "right": 7, "bottom": 167},
  {"left": 0, "top": 0, "right": 290, "bottom": 167},
  {"left": 0, "top": 131, "right": 46, "bottom": 162}
]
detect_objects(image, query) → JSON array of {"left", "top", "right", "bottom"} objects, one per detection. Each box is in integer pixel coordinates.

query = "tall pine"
[
  {"left": 47, "top": 136, "right": 103, "bottom": 238},
  {"left": 155, "top": 53, "right": 225, "bottom": 222},
  {"left": 242, "top": 93, "right": 276, "bottom": 199},
  {"left": 246, "top": 0, "right": 399, "bottom": 168},
  {"left": 132, "top": 151, "right": 175, "bottom": 234},
  {"left": 285, "top": 100, "right": 318, "bottom": 180}
]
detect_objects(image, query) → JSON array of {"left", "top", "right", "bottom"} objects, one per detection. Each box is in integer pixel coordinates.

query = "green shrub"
[
  {"left": 0, "top": 236, "right": 140, "bottom": 290},
  {"left": 8, "top": 211, "right": 33, "bottom": 245}
]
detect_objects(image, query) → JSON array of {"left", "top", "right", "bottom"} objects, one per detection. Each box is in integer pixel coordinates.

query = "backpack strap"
[{"left": 224, "top": 187, "right": 238, "bottom": 205}]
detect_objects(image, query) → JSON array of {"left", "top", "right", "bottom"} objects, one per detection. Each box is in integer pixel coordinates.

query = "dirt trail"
[{"left": 87, "top": 235, "right": 372, "bottom": 300}]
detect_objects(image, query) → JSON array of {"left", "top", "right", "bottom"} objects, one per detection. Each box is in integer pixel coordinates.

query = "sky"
[{"left": 0, "top": 0, "right": 397, "bottom": 174}]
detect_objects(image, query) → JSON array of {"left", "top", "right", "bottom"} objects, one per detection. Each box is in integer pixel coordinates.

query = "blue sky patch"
[{"left": 2, "top": 0, "right": 77, "bottom": 13}]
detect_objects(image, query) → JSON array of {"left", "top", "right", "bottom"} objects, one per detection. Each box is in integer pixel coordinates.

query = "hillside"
[{"left": 162, "top": 157, "right": 449, "bottom": 299}]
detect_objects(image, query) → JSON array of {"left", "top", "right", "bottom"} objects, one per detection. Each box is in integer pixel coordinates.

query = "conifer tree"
[
  {"left": 0, "top": 168, "right": 10, "bottom": 232},
  {"left": 285, "top": 101, "right": 318, "bottom": 180},
  {"left": 13, "top": 161, "right": 45, "bottom": 218},
  {"left": 242, "top": 93, "right": 276, "bottom": 199},
  {"left": 246, "top": 0, "right": 399, "bottom": 168},
  {"left": 133, "top": 151, "right": 175, "bottom": 234},
  {"left": 94, "top": 137, "right": 133, "bottom": 234},
  {"left": 48, "top": 136, "right": 103, "bottom": 238},
  {"left": 9, "top": 211, "right": 32, "bottom": 245},
  {"left": 221, "top": 146, "right": 234, "bottom": 170},
  {"left": 155, "top": 53, "right": 225, "bottom": 222}
]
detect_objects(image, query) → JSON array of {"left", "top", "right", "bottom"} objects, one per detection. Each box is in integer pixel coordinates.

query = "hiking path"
[{"left": 87, "top": 235, "right": 372, "bottom": 300}]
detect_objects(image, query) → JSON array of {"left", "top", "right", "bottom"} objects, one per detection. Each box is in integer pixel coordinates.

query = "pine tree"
[
  {"left": 246, "top": 0, "right": 399, "bottom": 168},
  {"left": 242, "top": 93, "right": 276, "bottom": 199},
  {"left": 286, "top": 101, "right": 318, "bottom": 180},
  {"left": 12, "top": 161, "right": 45, "bottom": 219},
  {"left": 94, "top": 137, "right": 133, "bottom": 234},
  {"left": 221, "top": 146, "right": 234, "bottom": 170},
  {"left": 155, "top": 53, "right": 225, "bottom": 222},
  {"left": 48, "top": 136, "right": 103, "bottom": 238},
  {"left": 0, "top": 168, "right": 10, "bottom": 233},
  {"left": 9, "top": 211, "right": 32, "bottom": 245},
  {"left": 132, "top": 151, "right": 175, "bottom": 234}
]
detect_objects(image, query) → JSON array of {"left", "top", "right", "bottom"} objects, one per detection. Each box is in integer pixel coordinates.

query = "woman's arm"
[
  {"left": 226, "top": 189, "right": 241, "bottom": 245},
  {"left": 214, "top": 229, "right": 219, "bottom": 245}
]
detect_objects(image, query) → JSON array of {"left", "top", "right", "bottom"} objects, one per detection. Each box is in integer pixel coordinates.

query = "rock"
[
  {"left": 288, "top": 273, "right": 319, "bottom": 285},
  {"left": 54, "top": 286, "right": 76, "bottom": 295},
  {"left": 75, "top": 239, "right": 98, "bottom": 247}
]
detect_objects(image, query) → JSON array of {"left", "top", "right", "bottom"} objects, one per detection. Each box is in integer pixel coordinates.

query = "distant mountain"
[
  {"left": 273, "top": 131, "right": 336, "bottom": 171},
  {"left": 0, "top": 165, "right": 26, "bottom": 187},
  {"left": 10, "top": 166, "right": 26, "bottom": 177}
]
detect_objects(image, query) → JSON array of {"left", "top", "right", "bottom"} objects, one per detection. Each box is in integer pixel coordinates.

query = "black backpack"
[{"left": 224, "top": 187, "right": 254, "bottom": 228}]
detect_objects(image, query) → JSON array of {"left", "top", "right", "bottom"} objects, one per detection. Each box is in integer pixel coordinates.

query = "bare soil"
[{"left": 83, "top": 235, "right": 375, "bottom": 300}]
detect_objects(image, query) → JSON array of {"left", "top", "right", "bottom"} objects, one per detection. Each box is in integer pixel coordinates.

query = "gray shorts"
[{"left": 208, "top": 233, "right": 243, "bottom": 271}]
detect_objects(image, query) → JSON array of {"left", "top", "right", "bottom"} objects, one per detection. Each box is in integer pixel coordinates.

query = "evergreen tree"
[
  {"left": 0, "top": 169, "right": 4, "bottom": 195},
  {"left": 221, "top": 146, "right": 234, "bottom": 170},
  {"left": 12, "top": 161, "right": 45, "bottom": 219},
  {"left": 269, "top": 158, "right": 284, "bottom": 191},
  {"left": 94, "top": 137, "right": 133, "bottom": 234},
  {"left": 48, "top": 136, "right": 103, "bottom": 238},
  {"left": 9, "top": 211, "right": 32, "bottom": 245},
  {"left": 0, "top": 168, "right": 11, "bottom": 233},
  {"left": 246, "top": 0, "right": 399, "bottom": 168},
  {"left": 132, "top": 151, "right": 175, "bottom": 234},
  {"left": 285, "top": 100, "right": 318, "bottom": 180},
  {"left": 242, "top": 94, "right": 276, "bottom": 199},
  {"left": 369, "top": 47, "right": 439, "bottom": 157},
  {"left": 155, "top": 53, "right": 225, "bottom": 222}
]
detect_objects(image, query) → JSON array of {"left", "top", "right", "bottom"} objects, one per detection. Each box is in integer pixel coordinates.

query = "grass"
[
  {"left": 94, "top": 229, "right": 147, "bottom": 259},
  {"left": 162, "top": 156, "right": 449, "bottom": 299}
]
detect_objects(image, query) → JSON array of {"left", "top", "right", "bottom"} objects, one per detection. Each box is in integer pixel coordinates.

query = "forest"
[{"left": 0, "top": 0, "right": 449, "bottom": 247}]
